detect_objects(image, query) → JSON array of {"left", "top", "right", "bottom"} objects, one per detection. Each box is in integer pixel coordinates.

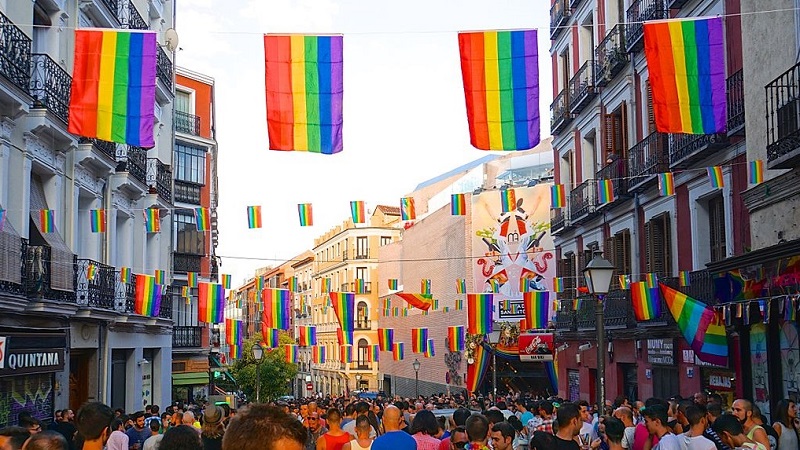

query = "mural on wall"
[
  {"left": 780, "top": 321, "right": 800, "bottom": 401},
  {"left": 471, "top": 185, "right": 555, "bottom": 322},
  {"left": 715, "top": 256, "right": 800, "bottom": 302},
  {"left": 0, "top": 374, "right": 54, "bottom": 428},
  {"left": 750, "top": 324, "right": 770, "bottom": 420}
]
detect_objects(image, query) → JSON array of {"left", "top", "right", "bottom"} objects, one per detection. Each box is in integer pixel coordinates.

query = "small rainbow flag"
[
  {"left": 524, "top": 291, "right": 550, "bottom": 329},
  {"left": 572, "top": 298, "right": 583, "bottom": 311},
  {"left": 312, "top": 345, "right": 326, "bottom": 364},
  {"left": 749, "top": 160, "right": 764, "bottom": 185},
  {"left": 321, "top": 278, "right": 332, "bottom": 293},
  {"left": 262, "top": 328, "right": 279, "bottom": 348},
  {"left": 144, "top": 208, "right": 159, "bottom": 233},
  {"left": 520, "top": 277, "right": 532, "bottom": 293},
  {"left": 90, "top": 209, "right": 106, "bottom": 233},
  {"left": 289, "top": 276, "right": 298, "bottom": 292},
  {"left": 198, "top": 282, "right": 224, "bottom": 323},
  {"left": 181, "top": 286, "right": 190, "bottom": 298},
  {"left": 330, "top": 292, "right": 355, "bottom": 331},
  {"left": 284, "top": 344, "right": 298, "bottom": 363},
  {"left": 619, "top": 275, "right": 630, "bottom": 290},
  {"left": 388, "top": 279, "right": 398, "bottom": 290},
  {"left": 299, "top": 326, "right": 317, "bottom": 346},
  {"left": 355, "top": 278, "right": 366, "bottom": 294},
  {"left": 411, "top": 328, "right": 429, "bottom": 353},
  {"left": 378, "top": 328, "right": 394, "bottom": 351},
  {"left": 467, "top": 293, "right": 493, "bottom": 334},
  {"left": 421, "top": 279, "right": 431, "bottom": 295},
  {"left": 86, "top": 264, "right": 97, "bottom": 281},
  {"left": 500, "top": 188, "right": 516, "bottom": 213},
  {"left": 297, "top": 203, "right": 313, "bottom": 226},
  {"left": 154, "top": 269, "right": 165, "bottom": 285},
  {"left": 218, "top": 274, "right": 230, "bottom": 289},
  {"left": 597, "top": 179, "right": 615, "bottom": 204},
  {"left": 400, "top": 197, "right": 415, "bottom": 220},
  {"left": 340, "top": 345, "right": 353, "bottom": 363},
  {"left": 255, "top": 276, "right": 264, "bottom": 292},
  {"left": 134, "top": 274, "right": 162, "bottom": 317},
  {"left": 229, "top": 344, "right": 241, "bottom": 360},
  {"left": 336, "top": 328, "right": 354, "bottom": 346},
  {"left": 433, "top": 298, "right": 439, "bottom": 310},
  {"left": 119, "top": 267, "right": 131, "bottom": 284},
  {"left": 551, "top": 184, "right": 566, "bottom": 208},
  {"left": 262, "top": 289, "right": 291, "bottom": 329},
  {"left": 455, "top": 299, "right": 464, "bottom": 310},
  {"left": 447, "top": 326, "right": 465, "bottom": 352},
  {"left": 424, "top": 339, "right": 435, "bottom": 358},
  {"left": 660, "top": 283, "right": 728, "bottom": 365},
  {"left": 456, "top": 279, "right": 467, "bottom": 294},
  {"left": 679, "top": 271, "right": 691, "bottom": 287},
  {"left": 194, "top": 207, "right": 211, "bottom": 231},
  {"left": 40, "top": 210, "right": 55, "bottom": 233},
  {"left": 187, "top": 272, "right": 198, "bottom": 288},
  {"left": 708, "top": 166, "right": 724, "bottom": 188},
  {"left": 631, "top": 281, "right": 661, "bottom": 321},
  {"left": 396, "top": 293, "right": 433, "bottom": 311},
  {"left": 553, "top": 277, "right": 564, "bottom": 293},
  {"left": 488, "top": 278, "right": 501, "bottom": 293},
  {"left": 370, "top": 344, "right": 380, "bottom": 362},
  {"left": 784, "top": 297, "right": 796, "bottom": 321},
  {"left": 645, "top": 273, "right": 658, "bottom": 288},
  {"left": 247, "top": 206, "right": 262, "bottom": 229},
  {"left": 0, "top": 209, "right": 5, "bottom": 232},
  {"left": 350, "top": 200, "right": 366, "bottom": 223},
  {"left": 392, "top": 342, "right": 404, "bottom": 361},
  {"left": 225, "top": 319, "right": 243, "bottom": 345},
  {"left": 451, "top": 193, "right": 467, "bottom": 216},
  {"left": 658, "top": 172, "right": 675, "bottom": 196}
]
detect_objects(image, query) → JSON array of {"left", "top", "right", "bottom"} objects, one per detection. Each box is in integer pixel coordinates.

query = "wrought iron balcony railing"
[
  {"left": 660, "top": 270, "right": 715, "bottom": 305},
  {"left": 668, "top": 0, "right": 690, "bottom": 8},
  {"left": 147, "top": 158, "right": 172, "bottom": 202},
  {"left": 30, "top": 54, "right": 71, "bottom": 124},
  {"left": 550, "top": 208, "right": 566, "bottom": 235},
  {"left": 100, "top": 0, "right": 120, "bottom": 19},
  {"left": 117, "top": 145, "right": 148, "bottom": 185},
  {"left": 157, "top": 46, "right": 174, "bottom": 91},
  {"left": 127, "top": 2, "right": 148, "bottom": 30},
  {"left": 550, "top": 0, "right": 571, "bottom": 39},
  {"left": 354, "top": 249, "right": 370, "bottom": 259},
  {"left": 551, "top": 89, "right": 572, "bottom": 135},
  {"left": 595, "top": 25, "right": 628, "bottom": 87},
  {"left": 0, "top": 11, "right": 32, "bottom": 94},
  {"left": 76, "top": 258, "right": 116, "bottom": 310},
  {"left": 596, "top": 157, "right": 628, "bottom": 206},
  {"left": 626, "top": 0, "right": 668, "bottom": 53},
  {"left": 25, "top": 245, "right": 77, "bottom": 303},
  {"left": 628, "top": 132, "right": 669, "bottom": 191},
  {"left": 173, "top": 326, "right": 204, "bottom": 347},
  {"left": 569, "top": 179, "right": 597, "bottom": 223},
  {"left": 727, "top": 69, "right": 745, "bottom": 136},
  {"left": 174, "top": 253, "right": 203, "bottom": 273},
  {"left": 668, "top": 132, "right": 728, "bottom": 168},
  {"left": 175, "top": 111, "right": 201, "bottom": 135},
  {"left": 569, "top": 61, "right": 598, "bottom": 114},
  {"left": 91, "top": 138, "right": 117, "bottom": 160},
  {"left": 174, "top": 180, "right": 203, "bottom": 204},
  {"left": 159, "top": 285, "right": 173, "bottom": 319},
  {"left": 766, "top": 62, "right": 800, "bottom": 169},
  {"left": 355, "top": 318, "right": 371, "bottom": 330},
  {"left": 555, "top": 309, "right": 576, "bottom": 331}
]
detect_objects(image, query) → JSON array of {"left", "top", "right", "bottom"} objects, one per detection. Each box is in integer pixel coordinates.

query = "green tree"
[{"left": 230, "top": 333, "right": 298, "bottom": 402}]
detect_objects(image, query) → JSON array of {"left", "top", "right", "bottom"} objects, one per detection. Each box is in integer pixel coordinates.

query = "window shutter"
[
  {"left": 604, "top": 114, "right": 616, "bottom": 159},
  {"left": 577, "top": 251, "right": 587, "bottom": 288},
  {"left": 709, "top": 196, "right": 726, "bottom": 262},
  {"left": 621, "top": 229, "right": 632, "bottom": 275},
  {"left": 606, "top": 236, "right": 617, "bottom": 269},
  {"left": 662, "top": 213, "right": 672, "bottom": 278},
  {"left": 646, "top": 81, "right": 656, "bottom": 134},
  {"left": 620, "top": 101, "right": 629, "bottom": 157},
  {"left": 644, "top": 221, "right": 653, "bottom": 274}
]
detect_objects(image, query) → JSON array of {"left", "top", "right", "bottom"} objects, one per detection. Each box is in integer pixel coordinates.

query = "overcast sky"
[{"left": 174, "top": 0, "right": 551, "bottom": 285}]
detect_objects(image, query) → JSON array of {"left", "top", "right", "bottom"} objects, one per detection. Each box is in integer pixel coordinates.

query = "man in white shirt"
[
  {"left": 613, "top": 407, "right": 637, "bottom": 449},
  {"left": 682, "top": 405, "right": 716, "bottom": 450},
  {"left": 642, "top": 404, "right": 686, "bottom": 450},
  {"left": 578, "top": 400, "right": 599, "bottom": 442}
]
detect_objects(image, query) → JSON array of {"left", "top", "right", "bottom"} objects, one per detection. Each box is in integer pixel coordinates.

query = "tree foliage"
[{"left": 229, "top": 333, "right": 297, "bottom": 402}]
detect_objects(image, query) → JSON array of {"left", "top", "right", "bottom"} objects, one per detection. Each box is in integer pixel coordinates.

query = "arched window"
[
  {"left": 357, "top": 338, "right": 369, "bottom": 369},
  {"left": 356, "top": 301, "right": 369, "bottom": 328}
]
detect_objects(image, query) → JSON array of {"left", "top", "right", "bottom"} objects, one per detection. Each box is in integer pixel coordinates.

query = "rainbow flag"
[
  {"left": 0, "top": 209, "right": 5, "bottom": 232},
  {"left": 433, "top": 298, "right": 439, "bottom": 310},
  {"left": 392, "top": 342, "right": 404, "bottom": 361},
  {"left": 396, "top": 293, "right": 433, "bottom": 311},
  {"left": 255, "top": 276, "right": 264, "bottom": 292},
  {"left": 400, "top": 197, "right": 415, "bottom": 220},
  {"left": 456, "top": 279, "right": 467, "bottom": 294},
  {"left": 370, "top": 344, "right": 380, "bottom": 362},
  {"left": 421, "top": 279, "right": 431, "bottom": 295},
  {"left": 299, "top": 326, "right": 317, "bottom": 346},
  {"left": 134, "top": 274, "right": 162, "bottom": 317},
  {"left": 658, "top": 173, "right": 675, "bottom": 196},
  {"left": 660, "top": 283, "right": 728, "bottom": 365},
  {"left": 218, "top": 274, "right": 230, "bottom": 289},
  {"left": 86, "top": 264, "right": 97, "bottom": 281},
  {"left": 329, "top": 292, "right": 355, "bottom": 331},
  {"left": 378, "top": 328, "right": 394, "bottom": 351},
  {"left": 40, "top": 210, "right": 55, "bottom": 233},
  {"left": 467, "top": 293, "right": 493, "bottom": 334},
  {"left": 645, "top": 273, "right": 658, "bottom": 288},
  {"left": 553, "top": 277, "right": 564, "bottom": 293},
  {"left": 181, "top": 286, "right": 190, "bottom": 299},
  {"left": 68, "top": 29, "right": 157, "bottom": 147},
  {"left": 119, "top": 267, "right": 131, "bottom": 284},
  {"left": 144, "top": 208, "right": 159, "bottom": 233},
  {"left": 187, "top": 272, "right": 198, "bottom": 288},
  {"left": 350, "top": 200, "right": 366, "bottom": 223},
  {"left": 336, "top": 328, "right": 354, "bottom": 346},
  {"left": 451, "top": 193, "right": 467, "bottom": 216},
  {"left": 388, "top": 279, "right": 398, "bottom": 290},
  {"left": 618, "top": 275, "right": 630, "bottom": 290},
  {"left": 355, "top": 278, "right": 366, "bottom": 294},
  {"left": 225, "top": 319, "right": 243, "bottom": 345},
  {"left": 520, "top": 277, "right": 532, "bottom": 293},
  {"left": 198, "top": 282, "right": 224, "bottom": 323},
  {"left": 466, "top": 341, "right": 490, "bottom": 392},
  {"left": 262, "top": 289, "right": 291, "bottom": 329},
  {"left": 573, "top": 298, "right": 583, "bottom": 311},
  {"left": 749, "top": 160, "right": 764, "bottom": 185},
  {"left": 284, "top": 344, "right": 298, "bottom": 363},
  {"left": 708, "top": 166, "right": 724, "bottom": 188},
  {"left": 193, "top": 207, "right": 210, "bottom": 231},
  {"left": 297, "top": 203, "right": 313, "bottom": 226},
  {"left": 458, "top": 29, "right": 540, "bottom": 150},
  {"left": 784, "top": 297, "right": 796, "bottom": 321},
  {"left": 411, "top": 328, "right": 429, "bottom": 353},
  {"left": 229, "top": 343, "right": 242, "bottom": 360},
  {"left": 488, "top": 278, "right": 501, "bottom": 293},
  {"left": 317, "top": 277, "right": 329, "bottom": 293},
  {"left": 679, "top": 271, "right": 691, "bottom": 287},
  {"left": 247, "top": 206, "right": 262, "bottom": 229},
  {"left": 262, "top": 328, "right": 279, "bottom": 348},
  {"left": 632, "top": 281, "right": 660, "bottom": 321},
  {"left": 312, "top": 345, "right": 326, "bottom": 364},
  {"left": 264, "top": 34, "right": 343, "bottom": 154},
  {"left": 643, "top": 17, "right": 726, "bottom": 134},
  {"left": 340, "top": 345, "right": 353, "bottom": 363},
  {"left": 289, "top": 276, "right": 298, "bottom": 292},
  {"left": 154, "top": 269, "right": 165, "bottom": 285},
  {"left": 524, "top": 291, "right": 550, "bottom": 329},
  {"left": 447, "top": 325, "right": 465, "bottom": 352},
  {"left": 597, "top": 179, "right": 615, "bottom": 204},
  {"left": 500, "top": 188, "right": 516, "bottom": 213},
  {"left": 424, "top": 339, "right": 435, "bottom": 358},
  {"left": 551, "top": 184, "right": 566, "bottom": 208},
  {"left": 90, "top": 209, "right": 106, "bottom": 233},
  {"left": 455, "top": 299, "right": 464, "bottom": 310}
]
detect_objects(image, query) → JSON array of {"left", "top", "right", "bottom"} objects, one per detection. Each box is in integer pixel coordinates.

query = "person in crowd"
[
  {"left": 317, "top": 408, "right": 351, "bottom": 450},
  {"left": 506, "top": 416, "right": 528, "bottom": 450},
  {"left": 447, "top": 426, "right": 468, "bottom": 450},
  {"left": 143, "top": 419, "right": 163, "bottom": 450},
  {"left": 342, "top": 416, "right": 373, "bottom": 450},
  {"left": 641, "top": 404, "right": 681, "bottom": 450},
  {"left": 750, "top": 406, "right": 778, "bottom": 449},
  {"left": 703, "top": 403, "right": 731, "bottom": 450},
  {"left": 772, "top": 399, "right": 799, "bottom": 450},
  {"left": 171, "top": 413, "right": 183, "bottom": 429},
  {"left": 578, "top": 401, "right": 599, "bottom": 442},
  {"left": 731, "top": 399, "right": 771, "bottom": 450},
  {"left": 159, "top": 426, "right": 202, "bottom": 450},
  {"left": 17, "top": 413, "right": 41, "bottom": 436},
  {"left": 306, "top": 412, "right": 329, "bottom": 450},
  {"left": 200, "top": 405, "right": 224, "bottom": 450},
  {"left": 490, "top": 421, "right": 515, "bottom": 450},
  {"left": 344, "top": 403, "right": 376, "bottom": 440},
  {"left": 612, "top": 407, "right": 636, "bottom": 450},
  {"left": 0, "top": 426, "right": 30, "bottom": 450},
  {"left": 75, "top": 403, "right": 114, "bottom": 450},
  {"left": 439, "top": 408, "right": 471, "bottom": 450},
  {"left": 693, "top": 394, "right": 708, "bottom": 408},
  {"left": 515, "top": 401, "right": 534, "bottom": 429},
  {"left": 300, "top": 404, "right": 310, "bottom": 424},
  {"left": 465, "top": 414, "right": 490, "bottom": 450},
  {"left": 711, "top": 415, "right": 765, "bottom": 450},
  {"left": 485, "top": 410, "right": 505, "bottom": 434},
  {"left": 409, "top": 410, "right": 440, "bottom": 450},
  {"left": 21, "top": 431, "right": 68, "bottom": 450},
  {"left": 222, "top": 404, "right": 306, "bottom": 450},
  {"left": 531, "top": 401, "right": 555, "bottom": 435},
  {"left": 181, "top": 412, "right": 198, "bottom": 431},
  {"left": 682, "top": 405, "right": 715, "bottom": 450},
  {"left": 342, "top": 404, "right": 357, "bottom": 428},
  {"left": 552, "top": 402, "right": 582, "bottom": 450},
  {"left": 108, "top": 419, "right": 130, "bottom": 450},
  {"left": 633, "top": 398, "right": 669, "bottom": 450},
  {"left": 145, "top": 406, "right": 161, "bottom": 430},
  {"left": 372, "top": 406, "right": 416, "bottom": 450},
  {"left": 126, "top": 412, "right": 152, "bottom": 450}
]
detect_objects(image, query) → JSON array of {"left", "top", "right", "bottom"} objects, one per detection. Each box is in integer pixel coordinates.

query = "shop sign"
[
  {"left": 518, "top": 332, "right": 554, "bottom": 362},
  {"left": 0, "top": 340, "right": 65, "bottom": 376},
  {"left": 683, "top": 349, "right": 728, "bottom": 368},
  {"left": 708, "top": 373, "right": 734, "bottom": 391},
  {"left": 647, "top": 339, "right": 675, "bottom": 365}
]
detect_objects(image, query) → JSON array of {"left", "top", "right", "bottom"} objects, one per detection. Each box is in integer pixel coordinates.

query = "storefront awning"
[{"left": 172, "top": 372, "right": 209, "bottom": 386}]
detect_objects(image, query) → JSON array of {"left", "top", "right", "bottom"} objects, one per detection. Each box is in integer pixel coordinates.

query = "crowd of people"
[{"left": 0, "top": 392, "right": 797, "bottom": 450}]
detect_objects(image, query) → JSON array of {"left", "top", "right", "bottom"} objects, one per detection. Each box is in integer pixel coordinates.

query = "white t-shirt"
[
  {"left": 622, "top": 426, "right": 636, "bottom": 449},
  {"left": 683, "top": 434, "right": 715, "bottom": 450},
  {"left": 343, "top": 419, "right": 377, "bottom": 439},
  {"left": 143, "top": 434, "right": 164, "bottom": 450},
  {"left": 580, "top": 421, "right": 598, "bottom": 442},
  {"left": 653, "top": 433, "right": 687, "bottom": 450}
]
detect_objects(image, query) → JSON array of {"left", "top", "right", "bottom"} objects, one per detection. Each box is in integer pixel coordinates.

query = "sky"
[{"left": 173, "top": 0, "right": 552, "bottom": 286}]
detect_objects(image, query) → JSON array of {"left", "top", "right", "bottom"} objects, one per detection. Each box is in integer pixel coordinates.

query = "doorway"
[{"left": 69, "top": 351, "right": 92, "bottom": 412}]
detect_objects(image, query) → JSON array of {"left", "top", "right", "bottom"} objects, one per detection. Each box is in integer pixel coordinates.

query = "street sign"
[{"left": 306, "top": 382, "right": 313, "bottom": 391}]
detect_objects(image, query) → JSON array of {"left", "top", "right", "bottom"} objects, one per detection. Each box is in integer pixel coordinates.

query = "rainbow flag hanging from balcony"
[
  {"left": 392, "top": 342, "right": 404, "bottom": 361},
  {"left": 198, "top": 282, "right": 224, "bottom": 323},
  {"left": 40, "top": 210, "right": 55, "bottom": 233},
  {"left": 524, "top": 291, "right": 550, "bottom": 329},
  {"left": 456, "top": 278, "right": 467, "bottom": 294},
  {"left": 643, "top": 17, "right": 726, "bottom": 134},
  {"left": 396, "top": 293, "right": 433, "bottom": 311},
  {"left": 289, "top": 276, "right": 298, "bottom": 292},
  {"left": 660, "top": 283, "right": 728, "bottom": 366},
  {"left": 297, "top": 203, "right": 313, "bottom": 226},
  {"left": 350, "top": 200, "right": 366, "bottom": 223},
  {"left": 411, "top": 328, "right": 429, "bottom": 353},
  {"left": 299, "top": 326, "right": 317, "bottom": 346},
  {"left": 68, "top": 29, "right": 157, "bottom": 147},
  {"left": 153, "top": 269, "right": 165, "bottom": 285},
  {"left": 631, "top": 281, "right": 661, "bottom": 321},
  {"left": 421, "top": 279, "right": 431, "bottom": 295},
  {"left": 247, "top": 206, "right": 262, "bottom": 229},
  {"left": 181, "top": 286, "right": 190, "bottom": 299},
  {"left": 321, "top": 277, "right": 331, "bottom": 293},
  {"left": 679, "top": 271, "right": 691, "bottom": 287},
  {"left": 467, "top": 293, "right": 493, "bottom": 334},
  {"left": 194, "top": 207, "right": 211, "bottom": 231},
  {"left": 424, "top": 339, "right": 435, "bottom": 358},
  {"left": 144, "top": 208, "right": 159, "bottom": 233},
  {"left": 220, "top": 274, "right": 231, "bottom": 289},
  {"left": 553, "top": 277, "right": 564, "bottom": 293},
  {"left": 448, "top": 325, "right": 465, "bottom": 352},
  {"left": 378, "top": 328, "right": 394, "bottom": 351},
  {"left": 86, "top": 264, "right": 97, "bottom": 281},
  {"left": 658, "top": 172, "right": 675, "bottom": 196},
  {"left": 388, "top": 279, "right": 398, "bottom": 290},
  {"left": 284, "top": 344, "right": 298, "bottom": 363},
  {"left": 187, "top": 272, "right": 198, "bottom": 288},
  {"left": 708, "top": 166, "right": 724, "bottom": 188},
  {"left": 340, "top": 345, "right": 353, "bottom": 363},
  {"left": 90, "top": 209, "right": 106, "bottom": 233},
  {"left": 119, "top": 267, "right": 131, "bottom": 284},
  {"left": 618, "top": 275, "right": 630, "bottom": 290},
  {"left": 551, "top": 184, "right": 566, "bottom": 208},
  {"left": 255, "top": 276, "right": 264, "bottom": 292},
  {"left": 749, "top": 160, "right": 764, "bottom": 185},
  {"left": 262, "top": 289, "right": 291, "bottom": 329},
  {"left": 597, "top": 179, "right": 615, "bottom": 204},
  {"left": 466, "top": 341, "right": 489, "bottom": 392},
  {"left": 370, "top": 344, "right": 380, "bottom": 362},
  {"left": 134, "top": 274, "right": 162, "bottom": 317},
  {"left": 500, "top": 188, "right": 516, "bottom": 213},
  {"left": 336, "top": 328, "right": 354, "bottom": 346},
  {"left": 263, "top": 328, "right": 279, "bottom": 348},
  {"left": 458, "top": 29, "right": 540, "bottom": 150},
  {"left": 330, "top": 292, "right": 355, "bottom": 331},
  {"left": 451, "top": 193, "right": 467, "bottom": 215},
  {"left": 400, "top": 197, "right": 415, "bottom": 220},
  {"left": 355, "top": 278, "right": 366, "bottom": 294},
  {"left": 312, "top": 345, "right": 326, "bottom": 364},
  {"left": 264, "top": 34, "right": 343, "bottom": 154}
]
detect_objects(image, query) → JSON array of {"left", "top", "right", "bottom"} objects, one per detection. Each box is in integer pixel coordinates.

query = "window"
[
  {"left": 356, "top": 267, "right": 368, "bottom": 282},
  {"left": 357, "top": 301, "right": 369, "bottom": 327},
  {"left": 606, "top": 229, "right": 632, "bottom": 289},
  {"left": 356, "top": 237, "right": 368, "bottom": 258},
  {"left": 380, "top": 236, "right": 392, "bottom": 246},
  {"left": 558, "top": 253, "right": 577, "bottom": 301},
  {"left": 175, "top": 212, "right": 204, "bottom": 255},
  {"left": 173, "top": 285, "right": 198, "bottom": 326},
  {"left": 175, "top": 142, "right": 206, "bottom": 184},
  {"left": 604, "top": 103, "right": 628, "bottom": 162},
  {"left": 175, "top": 90, "right": 192, "bottom": 114},
  {"left": 708, "top": 196, "right": 726, "bottom": 263},
  {"left": 645, "top": 213, "right": 672, "bottom": 278},
  {"left": 357, "top": 338, "right": 370, "bottom": 369},
  {"left": 646, "top": 81, "right": 656, "bottom": 134}
]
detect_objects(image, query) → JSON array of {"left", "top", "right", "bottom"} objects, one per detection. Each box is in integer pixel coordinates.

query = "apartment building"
[{"left": 289, "top": 251, "right": 315, "bottom": 397}]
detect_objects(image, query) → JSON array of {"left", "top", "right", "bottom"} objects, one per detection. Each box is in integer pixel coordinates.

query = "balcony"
[
  {"left": 555, "top": 309, "right": 576, "bottom": 331},
  {"left": 0, "top": 11, "right": 32, "bottom": 94},
  {"left": 550, "top": 90, "right": 572, "bottom": 135},
  {"left": 595, "top": 25, "right": 628, "bottom": 88},
  {"left": 766, "top": 62, "right": 800, "bottom": 169},
  {"left": 147, "top": 158, "right": 172, "bottom": 202},
  {"left": 76, "top": 259, "right": 116, "bottom": 310},
  {"left": 126, "top": 2, "right": 149, "bottom": 30},
  {"left": 661, "top": 269, "right": 715, "bottom": 305},
  {"left": 596, "top": 157, "right": 628, "bottom": 207},
  {"left": 355, "top": 318, "right": 371, "bottom": 330},
  {"left": 569, "top": 61, "right": 598, "bottom": 114},
  {"left": 628, "top": 132, "right": 669, "bottom": 192},
  {"left": 626, "top": 0, "right": 668, "bottom": 53},
  {"left": 569, "top": 0, "right": 584, "bottom": 8},
  {"left": 727, "top": 70, "right": 745, "bottom": 136},
  {"left": 30, "top": 54, "right": 71, "bottom": 124},
  {"left": 569, "top": 179, "right": 597, "bottom": 223},
  {"left": 354, "top": 249, "right": 370, "bottom": 260},
  {"left": 667, "top": 0, "right": 690, "bottom": 8},
  {"left": 174, "top": 326, "right": 204, "bottom": 348},
  {"left": 550, "top": 0, "right": 571, "bottom": 39},
  {"left": 175, "top": 111, "right": 201, "bottom": 135},
  {"left": 174, "top": 253, "right": 202, "bottom": 273},
  {"left": 157, "top": 46, "right": 174, "bottom": 92},
  {"left": 88, "top": 138, "right": 117, "bottom": 161},
  {"left": 101, "top": 0, "right": 120, "bottom": 18},
  {"left": 25, "top": 245, "right": 77, "bottom": 304},
  {"left": 174, "top": 180, "right": 202, "bottom": 204},
  {"left": 550, "top": 208, "right": 567, "bottom": 235},
  {"left": 575, "top": 290, "right": 634, "bottom": 330},
  {"left": 341, "top": 281, "right": 372, "bottom": 294},
  {"left": 668, "top": 132, "right": 728, "bottom": 169},
  {"left": 158, "top": 285, "right": 173, "bottom": 319},
  {"left": 117, "top": 145, "right": 148, "bottom": 185}
]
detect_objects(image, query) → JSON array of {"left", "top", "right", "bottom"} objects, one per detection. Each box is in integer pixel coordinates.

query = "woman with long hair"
[
  {"left": 772, "top": 399, "right": 799, "bottom": 450},
  {"left": 409, "top": 410, "right": 440, "bottom": 450}
]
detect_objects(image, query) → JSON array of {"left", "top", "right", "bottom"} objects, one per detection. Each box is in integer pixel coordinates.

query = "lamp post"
[
  {"left": 487, "top": 327, "right": 501, "bottom": 400},
  {"left": 412, "top": 358, "right": 421, "bottom": 398},
  {"left": 252, "top": 342, "right": 264, "bottom": 403},
  {"left": 355, "top": 374, "right": 362, "bottom": 393},
  {"left": 583, "top": 252, "right": 615, "bottom": 414}
]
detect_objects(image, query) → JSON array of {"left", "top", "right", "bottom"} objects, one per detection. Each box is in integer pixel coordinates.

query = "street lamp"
[
  {"left": 252, "top": 342, "right": 264, "bottom": 403},
  {"left": 487, "top": 326, "right": 502, "bottom": 400},
  {"left": 355, "top": 374, "right": 362, "bottom": 392},
  {"left": 412, "top": 358, "right": 421, "bottom": 398},
  {"left": 583, "top": 252, "right": 615, "bottom": 414}
]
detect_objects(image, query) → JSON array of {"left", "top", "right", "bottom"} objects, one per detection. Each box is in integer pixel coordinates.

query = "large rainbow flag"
[
  {"left": 660, "top": 283, "right": 728, "bottom": 366},
  {"left": 262, "top": 289, "right": 291, "bottom": 330},
  {"left": 523, "top": 291, "right": 550, "bottom": 329},
  {"left": 467, "top": 293, "right": 493, "bottom": 334},
  {"left": 411, "top": 328, "right": 429, "bottom": 353},
  {"left": 396, "top": 293, "right": 433, "bottom": 311},
  {"left": 632, "top": 282, "right": 661, "bottom": 321},
  {"left": 378, "top": 328, "right": 394, "bottom": 351},
  {"left": 134, "top": 274, "right": 161, "bottom": 317},
  {"left": 330, "top": 292, "right": 355, "bottom": 331},
  {"left": 198, "top": 282, "right": 224, "bottom": 323},
  {"left": 466, "top": 342, "right": 490, "bottom": 392}
]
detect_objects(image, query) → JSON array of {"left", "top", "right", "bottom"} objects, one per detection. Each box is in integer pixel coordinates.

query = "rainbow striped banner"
[
  {"left": 553, "top": 277, "right": 564, "bottom": 293},
  {"left": 456, "top": 279, "right": 467, "bottom": 294},
  {"left": 220, "top": 274, "right": 231, "bottom": 289},
  {"left": 284, "top": 344, "right": 298, "bottom": 363},
  {"left": 524, "top": 291, "right": 550, "bottom": 329},
  {"left": 631, "top": 281, "right": 661, "bottom": 321},
  {"left": 378, "top": 328, "right": 394, "bottom": 351},
  {"left": 40, "top": 210, "right": 55, "bottom": 233},
  {"left": 225, "top": 319, "right": 243, "bottom": 345},
  {"left": 455, "top": 299, "right": 464, "bottom": 310},
  {"left": 247, "top": 206, "right": 262, "bottom": 229},
  {"left": 68, "top": 30, "right": 157, "bottom": 147},
  {"left": 749, "top": 160, "right": 764, "bottom": 185},
  {"left": 154, "top": 269, "right": 165, "bottom": 285},
  {"left": 181, "top": 286, "right": 190, "bottom": 299},
  {"left": 551, "top": 184, "right": 566, "bottom": 208},
  {"left": 400, "top": 197, "right": 415, "bottom": 220},
  {"left": 457, "top": 29, "right": 540, "bottom": 150},
  {"left": 194, "top": 207, "right": 211, "bottom": 231},
  {"left": 185, "top": 272, "right": 197, "bottom": 288},
  {"left": 355, "top": 278, "right": 366, "bottom": 294},
  {"left": 573, "top": 298, "right": 583, "bottom": 311},
  {"left": 264, "top": 34, "right": 343, "bottom": 154},
  {"left": 262, "top": 289, "right": 291, "bottom": 330},
  {"left": 289, "top": 276, "right": 298, "bottom": 292},
  {"left": 392, "top": 342, "right": 404, "bottom": 361},
  {"left": 420, "top": 279, "right": 431, "bottom": 295},
  {"left": 396, "top": 293, "right": 433, "bottom": 311},
  {"left": 447, "top": 325, "right": 465, "bottom": 352},
  {"left": 658, "top": 173, "right": 675, "bottom": 196},
  {"left": 329, "top": 292, "right": 355, "bottom": 331},
  {"left": 350, "top": 200, "right": 366, "bottom": 223},
  {"left": 312, "top": 345, "right": 326, "bottom": 364},
  {"left": 467, "top": 293, "right": 493, "bottom": 334},
  {"left": 708, "top": 166, "right": 724, "bottom": 188},
  {"left": 321, "top": 278, "right": 332, "bottom": 293},
  {"left": 500, "top": 188, "right": 516, "bottom": 213},
  {"left": 297, "top": 203, "right": 313, "bottom": 226},
  {"left": 645, "top": 273, "right": 658, "bottom": 289},
  {"left": 198, "top": 282, "right": 224, "bottom": 323},
  {"left": 90, "top": 209, "right": 106, "bottom": 233},
  {"left": 0, "top": 209, "right": 5, "bottom": 232},
  {"left": 466, "top": 341, "right": 490, "bottom": 392},
  {"left": 340, "top": 345, "right": 353, "bottom": 363},
  {"left": 119, "top": 267, "right": 131, "bottom": 284},
  {"left": 433, "top": 298, "right": 439, "bottom": 310},
  {"left": 144, "top": 208, "right": 159, "bottom": 233},
  {"left": 488, "top": 278, "right": 500, "bottom": 293},
  {"left": 229, "top": 343, "right": 242, "bottom": 360},
  {"left": 597, "top": 179, "right": 615, "bottom": 204},
  {"left": 86, "top": 264, "right": 97, "bottom": 281},
  {"left": 679, "top": 271, "right": 691, "bottom": 287},
  {"left": 424, "top": 339, "right": 435, "bottom": 358},
  {"left": 618, "top": 275, "right": 630, "bottom": 290},
  {"left": 660, "top": 283, "right": 728, "bottom": 366},
  {"left": 262, "top": 328, "right": 279, "bottom": 348},
  {"left": 451, "top": 193, "right": 467, "bottom": 216},
  {"left": 255, "top": 276, "right": 264, "bottom": 292},
  {"left": 520, "top": 277, "right": 532, "bottom": 293},
  {"left": 299, "top": 326, "right": 317, "bottom": 346},
  {"left": 134, "top": 274, "right": 162, "bottom": 317},
  {"left": 370, "top": 344, "right": 380, "bottom": 362},
  {"left": 387, "top": 279, "right": 398, "bottom": 290},
  {"left": 336, "top": 328, "right": 354, "bottom": 346},
  {"left": 411, "top": 328, "right": 429, "bottom": 353}
]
